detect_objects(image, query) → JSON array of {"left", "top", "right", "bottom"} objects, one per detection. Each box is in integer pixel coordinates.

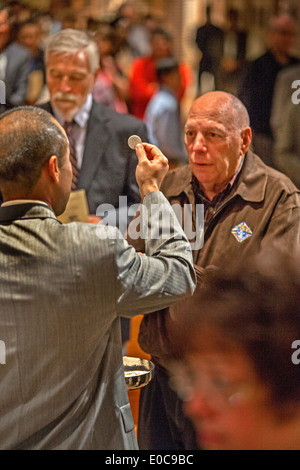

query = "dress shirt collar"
[
  {"left": 1, "top": 200, "right": 49, "bottom": 207},
  {"left": 52, "top": 93, "right": 93, "bottom": 128},
  {"left": 192, "top": 156, "right": 245, "bottom": 202}
]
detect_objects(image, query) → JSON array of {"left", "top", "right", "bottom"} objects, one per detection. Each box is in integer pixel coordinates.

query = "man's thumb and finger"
[{"left": 135, "top": 143, "right": 169, "bottom": 199}]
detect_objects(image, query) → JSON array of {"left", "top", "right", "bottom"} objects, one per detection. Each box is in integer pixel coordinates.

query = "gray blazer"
[
  {"left": 0, "top": 42, "right": 31, "bottom": 112},
  {"left": 0, "top": 192, "right": 195, "bottom": 449}
]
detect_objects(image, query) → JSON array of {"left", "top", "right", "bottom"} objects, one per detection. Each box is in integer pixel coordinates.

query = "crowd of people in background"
[
  {"left": 0, "top": 0, "right": 299, "bottom": 176},
  {"left": 0, "top": 0, "right": 196, "bottom": 167}
]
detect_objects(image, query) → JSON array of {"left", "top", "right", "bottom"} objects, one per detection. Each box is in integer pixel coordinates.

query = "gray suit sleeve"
[
  {"left": 114, "top": 191, "right": 196, "bottom": 316},
  {"left": 7, "top": 49, "right": 31, "bottom": 106}
]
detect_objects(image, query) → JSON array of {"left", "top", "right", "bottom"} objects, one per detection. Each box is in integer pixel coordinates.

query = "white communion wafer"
[{"left": 128, "top": 135, "right": 142, "bottom": 150}]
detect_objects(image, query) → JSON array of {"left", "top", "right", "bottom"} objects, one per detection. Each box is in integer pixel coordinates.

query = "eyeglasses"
[{"left": 168, "top": 360, "right": 254, "bottom": 407}]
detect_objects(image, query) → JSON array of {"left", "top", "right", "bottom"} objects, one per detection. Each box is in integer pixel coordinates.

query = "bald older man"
[{"left": 128, "top": 91, "right": 300, "bottom": 450}]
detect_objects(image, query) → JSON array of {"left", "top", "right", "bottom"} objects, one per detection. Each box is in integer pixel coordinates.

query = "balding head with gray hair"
[
  {"left": 45, "top": 28, "right": 99, "bottom": 74},
  {"left": 188, "top": 91, "right": 250, "bottom": 133}
]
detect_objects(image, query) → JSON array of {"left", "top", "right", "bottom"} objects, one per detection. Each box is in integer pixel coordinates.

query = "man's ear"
[
  {"left": 241, "top": 127, "right": 252, "bottom": 155},
  {"left": 47, "top": 155, "right": 60, "bottom": 183}
]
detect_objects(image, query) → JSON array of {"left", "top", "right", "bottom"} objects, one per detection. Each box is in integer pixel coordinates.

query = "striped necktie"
[{"left": 64, "top": 121, "right": 79, "bottom": 191}]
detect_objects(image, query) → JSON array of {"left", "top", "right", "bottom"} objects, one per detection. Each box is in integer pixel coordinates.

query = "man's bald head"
[{"left": 188, "top": 91, "right": 250, "bottom": 133}]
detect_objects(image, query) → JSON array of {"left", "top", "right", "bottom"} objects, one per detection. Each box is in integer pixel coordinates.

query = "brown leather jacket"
[{"left": 128, "top": 151, "right": 300, "bottom": 365}]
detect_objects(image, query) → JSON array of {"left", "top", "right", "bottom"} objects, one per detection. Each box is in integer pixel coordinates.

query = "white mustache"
[{"left": 53, "top": 92, "right": 77, "bottom": 102}]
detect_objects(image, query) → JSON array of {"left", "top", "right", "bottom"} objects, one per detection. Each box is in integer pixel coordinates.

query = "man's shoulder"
[
  {"left": 38, "top": 101, "right": 52, "bottom": 113},
  {"left": 277, "top": 64, "right": 300, "bottom": 85},
  {"left": 247, "top": 152, "right": 299, "bottom": 194},
  {"left": 246, "top": 51, "right": 275, "bottom": 72},
  {"left": 58, "top": 221, "right": 119, "bottom": 252},
  {"left": 146, "top": 90, "right": 177, "bottom": 114},
  {"left": 6, "top": 42, "right": 30, "bottom": 60},
  {"left": 91, "top": 101, "right": 146, "bottom": 130}
]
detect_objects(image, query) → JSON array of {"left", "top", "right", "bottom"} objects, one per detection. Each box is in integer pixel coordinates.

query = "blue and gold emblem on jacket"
[{"left": 231, "top": 222, "right": 253, "bottom": 243}]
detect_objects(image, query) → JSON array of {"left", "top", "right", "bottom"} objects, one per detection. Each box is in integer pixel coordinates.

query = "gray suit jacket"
[
  {"left": 0, "top": 42, "right": 31, "bottom": 112},
  {"left": 274, "top": 98, "right": 300, "bottom": 188},
  {"left": 271, "top": 65, "right": 300, "bottom": 187},
  {"left": 0, "top": 192, "right": 195, "bottom": 449},
  {"left": 40, "top": 101, "right": 148, "bottom": 227}
]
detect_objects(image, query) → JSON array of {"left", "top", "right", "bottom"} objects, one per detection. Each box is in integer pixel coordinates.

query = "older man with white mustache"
[
  {"left": 39, "top": 28, "right": 149, "bottom": 354},
  {"left": 40, "top": 28, "right": 148, "bottom": 223}
]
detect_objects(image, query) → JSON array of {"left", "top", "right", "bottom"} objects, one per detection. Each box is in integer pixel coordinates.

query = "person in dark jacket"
[{"left": 127, "top": 91, "right": 300, "bottom": 450}]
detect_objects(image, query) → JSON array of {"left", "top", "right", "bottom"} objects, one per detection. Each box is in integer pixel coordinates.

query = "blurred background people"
[
  {"left": 273, "top": 97, "right": 300, "bottom": 188},
  {"left": 128, "top": 27, "right": 194, "bottom": 120},
  {"left": 0, "top": 1, "right": 30, "bottom": 114},
  {"left": 116, "top": 1, "right": 151, "bottom": 58},
  {"left": 169, "top": 251, "right": 300, "bottom": 450},
  {"left": 144, "top": 57, "right": 188, "bottom": 169},
  {"left": 271, "top": 64, "right": 300, "bottom": 187},
  {"left": 59, "top": 9, "right": 77, "bottom": 30},
  {"left": 220, "top": 8, "right": 248, "bottom": 95},
  {"left": 17, "top": 18, "right": 45, "bottom": 105},
  {"left": 271, "top": 63, "right": 300, "bottom": 135},
  {"left": 92, "top": 23, "right": 129, "bottom": 113},
  {"left": 238, "top": 13, "right": 299, "bottom": 167},
  {"left": 195, "top": 5, "right": 224, "bottom": 95}
]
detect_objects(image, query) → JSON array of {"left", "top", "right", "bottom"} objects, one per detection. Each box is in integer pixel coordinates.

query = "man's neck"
[
  {"left": 196, "top": 156, "right": 245, "bottom": 201},
  {"left": 200, "top": 181, "right": 230, "bottom": 201}
]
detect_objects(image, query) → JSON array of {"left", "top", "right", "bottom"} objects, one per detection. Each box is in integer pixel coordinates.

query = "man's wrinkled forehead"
[
  {"left": 47, "top": 50, "right": 90, "bottom": 70},
  {"left": 187, "top": 107, "right": 229, "bottom": 129},
  {"left": 187, "top": 96, "right": 239, "bottom": 131}
]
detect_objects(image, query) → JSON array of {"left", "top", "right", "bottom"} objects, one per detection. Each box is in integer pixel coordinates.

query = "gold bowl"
[{"left": 123, "top": 356, "right": 155, "bottom": 391}]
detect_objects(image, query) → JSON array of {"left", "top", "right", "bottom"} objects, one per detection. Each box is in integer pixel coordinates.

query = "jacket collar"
[
  {"left": 0, "top": 203, "right": 58, "bottom": 223},
  {"left": 163, "top": 151, "right": 267, "bottom": 204}
]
